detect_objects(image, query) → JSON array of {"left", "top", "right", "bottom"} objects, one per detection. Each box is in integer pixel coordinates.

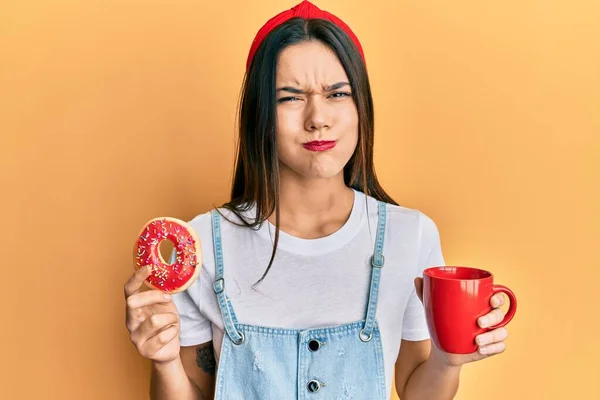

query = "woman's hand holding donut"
[{"left": 124, "top": 265, "right": 181, "bottom": 364}]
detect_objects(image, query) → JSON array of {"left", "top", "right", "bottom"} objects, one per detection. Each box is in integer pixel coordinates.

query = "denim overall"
[{"left": 210, "top": 202, "right": 388, "bottom": 400}]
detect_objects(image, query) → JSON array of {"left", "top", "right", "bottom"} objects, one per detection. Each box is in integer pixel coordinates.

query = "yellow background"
[{"left": 2, "top": 0, "right": 599, "bottom": 399}]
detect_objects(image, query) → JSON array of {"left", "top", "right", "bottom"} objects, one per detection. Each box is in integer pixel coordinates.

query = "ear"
[{"left": 414, "top": 277, "right": 424, "bottom": 303}]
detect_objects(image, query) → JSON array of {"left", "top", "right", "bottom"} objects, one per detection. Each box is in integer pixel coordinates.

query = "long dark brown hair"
[{"left": 222, "top": 17, "right": 396, "bottom": 285}]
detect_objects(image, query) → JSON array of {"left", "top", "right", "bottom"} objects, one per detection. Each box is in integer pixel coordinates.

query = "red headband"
[{"left": 246, "top": 0, "right": 365, "bottom": 70}]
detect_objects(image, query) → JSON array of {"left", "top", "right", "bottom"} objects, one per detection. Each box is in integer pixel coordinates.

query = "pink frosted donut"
[{"left": 133, "top": 217, "right": 202, "bottom": 293}]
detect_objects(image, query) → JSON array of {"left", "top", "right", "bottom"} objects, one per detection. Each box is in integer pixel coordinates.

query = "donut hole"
[{"left": 159, "top": 238, "right": 176, "bottom": 264}]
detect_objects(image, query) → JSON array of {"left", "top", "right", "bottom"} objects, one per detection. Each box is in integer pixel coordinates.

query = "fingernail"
[
  {"left": 163, "top": 294, "right": 171, "bottom": 300},
  {"left": 479, "top": 346, "right": 490, "bottom": 355},
  {"left": 479, "top": 317, "right": 488, "bottom": 327},
  {"left": 476, "top": 336, "right": 486, "bottom": 346}
]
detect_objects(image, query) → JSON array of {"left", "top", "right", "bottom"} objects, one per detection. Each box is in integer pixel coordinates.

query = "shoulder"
[
  {"left": 186, "top": 210, "right": 214, "bottom": 244},
  {"left": 385, "top": 203, "right": 439, "bottom": 240},
  {"left": 364, "top": 193, "right": 440, "bottom": 246},
  {"left": 378, "top": 200, "right": 444, "bottom": 270},
  {"left": 186, "top": 206, "right": 256, "bottom": 246},
  {"left": 181, "top": 207, "right": 252, "bottom": 278}
]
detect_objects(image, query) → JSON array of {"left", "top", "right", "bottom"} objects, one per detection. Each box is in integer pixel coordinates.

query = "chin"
[
  {"left": 299, "top": 165, "right": 345, "bottom": 180},
  {"left": 305, "top": 172, "right": 340, "bottom": 180},
  {"left": 280, "top": 154, "right": 351, "bottom": 181}
]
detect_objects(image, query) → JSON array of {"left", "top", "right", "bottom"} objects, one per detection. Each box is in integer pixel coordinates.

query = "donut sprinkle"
[{"left": 134, "top": 218, "right": 202, "bottom": 293}]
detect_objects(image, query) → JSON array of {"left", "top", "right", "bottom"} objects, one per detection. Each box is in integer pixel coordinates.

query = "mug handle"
[{"left": 488, "top": 284, "right": 517, "bottom": 329}]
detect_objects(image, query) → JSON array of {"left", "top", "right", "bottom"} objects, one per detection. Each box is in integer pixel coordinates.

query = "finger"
[
  {"left": 137, "top": 324, "right": 179, "bottom": 359},
  {"left": 475, "top": 327, "right": 509, "bottom": 347},
  {"left": 478, "top": 308, "right": 506, "bottom": 328},
  {"left": 131, "top": 312, "right": 179, "bottom": 345},
  {"left": 478, "top": 341, "right": 507, "bottom": 356},
  {"left": 126, "top": 290, "right": 172, "bottom": 310},
  {"left": 414, "top": 277, "right": 424, "bottom": 303},
  {"left": 124, "top": 265, "right": 153, "bottom": 298},
  {"left": 490, "top": 293, "right": 505, "bottom": 308}
]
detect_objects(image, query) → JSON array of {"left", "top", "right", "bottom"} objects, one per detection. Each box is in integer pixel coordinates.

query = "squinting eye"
[
  {"left": 277, "top": 96, "right": 301, "bottom": 103},
  {"left": 330, "top": 92, "right": 352, "bottom": 98}
]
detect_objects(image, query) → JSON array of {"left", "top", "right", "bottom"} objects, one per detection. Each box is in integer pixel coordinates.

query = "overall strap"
[
  {"left": 210, "top": 210, "right": 244, "bottom": 345},
  {"left": 360, "top": 201, "right": 387, "bottom": 342}
]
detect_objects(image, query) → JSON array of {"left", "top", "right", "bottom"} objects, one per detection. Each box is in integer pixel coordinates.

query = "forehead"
[{"left": 276, "top": 41, "right": 348, "bottom": 84}]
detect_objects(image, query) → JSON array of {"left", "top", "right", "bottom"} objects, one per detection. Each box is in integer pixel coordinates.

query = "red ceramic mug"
[{"left": 422, "top": 266, "right": 517, "bottom": 354}]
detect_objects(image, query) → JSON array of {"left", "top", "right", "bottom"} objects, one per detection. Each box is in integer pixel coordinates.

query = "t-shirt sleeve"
[
  {"left": 169, "top": 245, "right": 213, "bottom": 346},
  {"left": 171, "top": 285, "right": 213, "bottom": 346},
  {"left": 401, "top": 213, "right": 445, "bottom": 341}
]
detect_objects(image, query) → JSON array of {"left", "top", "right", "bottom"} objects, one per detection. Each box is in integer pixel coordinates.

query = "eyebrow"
[{"left": 276, "top": 81, "right": 350, "bottom": 94}]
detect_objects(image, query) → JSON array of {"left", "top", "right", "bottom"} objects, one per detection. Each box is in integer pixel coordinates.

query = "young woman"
[{"left": 124, "top": 1, "right": 510, "bottom": 399}]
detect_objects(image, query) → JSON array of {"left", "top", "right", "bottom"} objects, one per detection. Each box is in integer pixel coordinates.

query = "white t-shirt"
[{"left": 172, "top": 189, "right": 445, "bottom": 396}]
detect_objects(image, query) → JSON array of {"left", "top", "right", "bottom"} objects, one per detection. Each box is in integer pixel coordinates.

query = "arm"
[
  {"left": 150, "top": 342, "right": 216, "bottom": 400},
  {"left": 395, "top": 214, "right": 513, "bottom": 399},
  {"left": 394, "top": 214, "right": 460, "bottom": 399},
  {"left": 182, "top": 342, "right": 217, "bottom": 399},
  {"left": 395, "top": 282, "right": 510, "bottom": 400},
  {"left": 395, "top": 339, "right": 461, "bottom": 400}
]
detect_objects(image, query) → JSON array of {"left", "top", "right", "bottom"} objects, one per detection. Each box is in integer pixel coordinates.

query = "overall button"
[
  {"left": 308, "top": 339, "right": 321, "bottom": 352},
  {"left": 307, "top": 380, "right": 322, "bottom": 393}
]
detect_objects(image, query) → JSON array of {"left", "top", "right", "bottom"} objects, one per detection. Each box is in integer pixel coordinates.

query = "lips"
[{"left": 303, "top": 140, "right": 336, "bottom": 152}]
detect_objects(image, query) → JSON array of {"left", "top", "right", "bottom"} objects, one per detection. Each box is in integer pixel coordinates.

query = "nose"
[{"left": 304, "top": 97, "right": 331, "bottom": 132}]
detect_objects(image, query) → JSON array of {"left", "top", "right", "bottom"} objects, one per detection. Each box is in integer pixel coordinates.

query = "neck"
[{"left": 270, "top": 165, "right": 355, "bottom": 239}]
